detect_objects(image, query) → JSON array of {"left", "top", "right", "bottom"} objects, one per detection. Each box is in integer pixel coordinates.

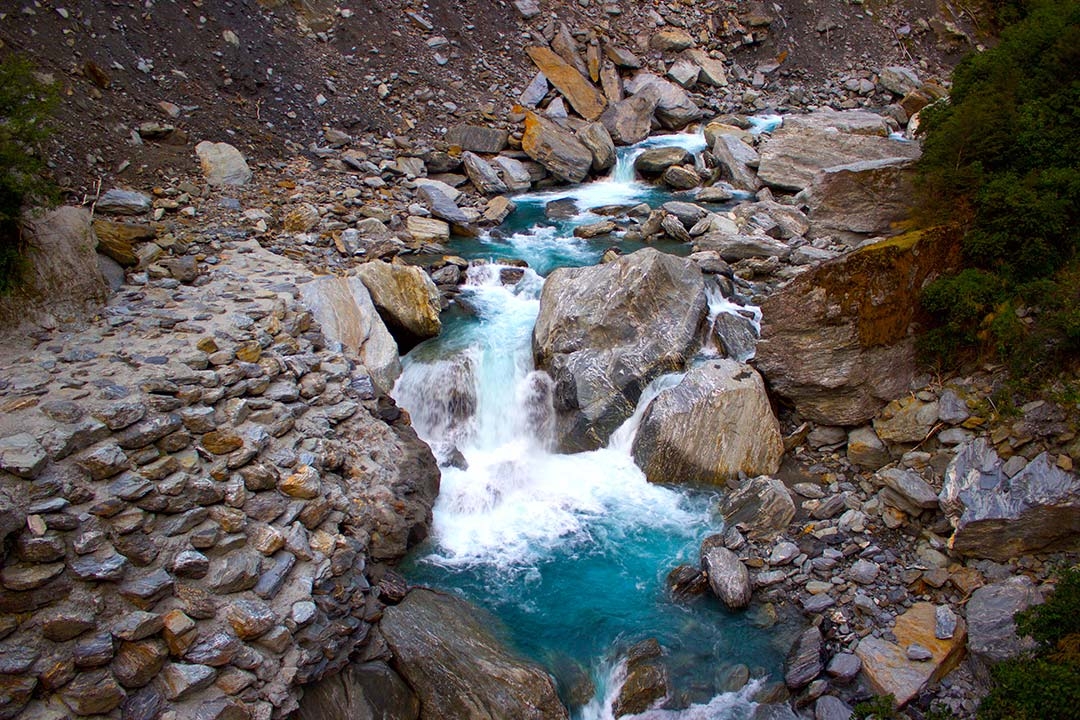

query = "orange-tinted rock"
[{"left": 525, "top": 46, "right": 607, "bottom": 121}]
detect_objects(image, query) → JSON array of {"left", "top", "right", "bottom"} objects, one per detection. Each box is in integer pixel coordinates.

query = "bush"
[{"left": 0, "top": 53, "right": 58, "bottom": 293}]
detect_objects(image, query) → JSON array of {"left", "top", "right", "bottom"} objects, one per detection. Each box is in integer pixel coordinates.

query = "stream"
[{"left": 393, "top": 120, "right": 799, "bottom": 719}]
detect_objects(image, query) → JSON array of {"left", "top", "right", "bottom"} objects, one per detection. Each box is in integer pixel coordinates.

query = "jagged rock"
[
  {"left": 60, "top": 669, "right": 125, "bottom": 715},
  {"left": 754, "top": 228, "right": 962, "bottom": 425},
  {"left": 966, "top": 578, "right": 1042, "bottom": 664},
  {"left": 445, "top": 125, "right": 508, "bottom": 154},
  {"left": 462, "top": 152, "right": 508, "bottom": 195},
  {"left": 878, "top": 467, "right": 939, "bottom": 513},
  {"left": 97, "top": 189, "right": 152, "bottom": 215},
  {"left": 612, "top": 643, "right": 667, "bottom": 717},
  {"left": 526, "top": 46, "right": 607, "bottom": 121},
  {"left": 577, "top": 122, "right": 616, "bottom": 172},
  {"left": 194, "top": 141, "right": 252, "bottom": 186},
  {"left": 806, "top": 158, "right": 918, "bottom": 242},
  {"left": 407, "top": 216, "right": 450, "bottom": 244},
  {"left": 879, "top": 66, "right": 921, "bottom": 96},
  {"left": 521, "top": 112, "right": 594, "bottom": 183},
  {"left": 600, "top": 90, "right": 661, "bottom": 145},
  {"left": 300, "top": 276, "right": 400, "bottom": 393},
  {"left": 624, "top": 73, "right": 703, "bottom": 130},
  {"left": 661, "top": 165, "right": 701, "bottom": 189},
  {"left": 826, "top": 653, "right": 861, "bottom": 683},
  {"left": 633, "top": 360, "right": 782, "bottom": 485},
  {"left": 846, "top": 426, "right": 890, "bottom": 469},
  {"left": 650, "top": 29, "right": 695, "bottom": 52},
  {"left": 940, "top": 438, "right": 1080, "bottom": 559},
  {"left": 159, "top": 663, "right": 216, "bottom": 701},
  {"left": 784, "top": 626, "right": 823, "bottom": 690},
  {"left": 661, "top": 201, "right": 709, "bottom": 228},
  {"left": 533, "top": 248, "right": 707, "bottom": 451},
  {"left": 0, "top": 433, "right": 48, "bottom": 479},
  {"left": 855, "top": 602, "right": 967, "bottom": 706},
  {"left": 416, "top": 181, "right": 470, "bottom": 226},
  {"left": 701, "top": 545, "right": 752, "bottom": 610},
  {"left": 684, "top": 49, "right": 727, "bottom": 87},
  {"left": 112, "top": 640, "right": 168, "bottom": 688},
  {"left": 712, "top": 312, "right": 758, "bottom": 362},
  {"left": 712, "top": 134, "right": 762, "bottom": 192},
  {"left": 295, "top": 661, "right": 419, "bottom": 720},
  {"left": 354, "top": 261, "right": 441, "bottom": 353},
  {"left": 381, "top": 589, "right": 567, "bottom": 719},
  {"left": 717, "top": 475, "right": 796, "bottom": 542},
  {"left": 815, "top": 696, "right": 853, "bottom": 720},
  {"left": 491, "top": 156, "right": 533, "bottom": 192},
  {"left": 0, "top": 207, "right": 110, "bottom": 330},
  {"left": 93, "top": 219, "right": 151, "bottom": 267}
]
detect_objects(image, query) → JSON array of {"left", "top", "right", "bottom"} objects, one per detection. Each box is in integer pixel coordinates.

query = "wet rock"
[
  {"left": 355, "top": 261, "right": 442, "bottom": 353},
  {"left": 784, "top": 626, "right": 823, "bottom": 690},
  {"left": 195, "top": 141, "right": 252, "bottom": 186},
  {"left": 633, "top": 360, "right": 782, "bottom": 485},
  {"left": 634, "top": 147, "right": 693, "bottom": 176},
  {"left": 701, "top": 545, "right": 752, "bottom": 610},
  {"left": 612, "top": 651, "right": 667, "bottom": 717},
  {"left": 533, "top": 248, "right": 706, "bottom": 451},
  {"left": 380, "top": 588, "right": 567, "bottom": 719},
  {"left": 941, "top": 439, "right": 1080, "bottom": 559},
  {"left": 711, "top": 134, "right": 762, "bottom": 192},
  {"left": 815, "top": 695, "right": 853, "bottom": 720},
  {"left": 578, "top": 122, "right": 616, "bottom": 172},
  {"left": 522, "top": 112, "right": 594, "bottom": 184},
  {"left": 600, "top": 91, "right": 661, "bottom": 146},
  {"left": 717, "top": 475, "right": 796, "bottom": 542}
]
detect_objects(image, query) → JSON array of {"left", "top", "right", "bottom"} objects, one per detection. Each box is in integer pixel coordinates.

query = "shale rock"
[
  {"left": 194, "top": 141, "right": 252, "bottom": 186},
  {"left": 526, "top": 46, "right": 607, "bottom": 121},
  {"left": 600, "top": 90, "right": 661, "bottom": 146},
  {"left": 717, "top": 475, "right": 796, "bottom": 542},
  {"left": 701, "top": 545, "right": 752, "bottom": 610},
  {"left": 965, "top": 578, "right": 1042, "bottom": 664}
]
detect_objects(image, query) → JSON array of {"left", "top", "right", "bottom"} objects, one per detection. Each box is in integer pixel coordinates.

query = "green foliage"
[
  {"left": 1014, "top": 567, "right": 1080, "bottom": 651},
  {"left": 851, "top": 694, "right": 899, "bottom": 720},
  {"left": 915, "top": 0, "right": 1080, "bottom": 380},
  {"left": 0, "top": 53, "right": 58, "bottom": 293}
]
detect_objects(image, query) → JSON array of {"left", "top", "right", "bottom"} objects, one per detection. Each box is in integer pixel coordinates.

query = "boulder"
[
  {"left": 753, "top": 228, "right": 962, "bottom": 425},
  {"left": 650, "top": 29, "right": 695, "bottom": 52},
  {"left": 632, "top": 360, "right": 782, "bottom": 485},
  {"left": 717, "top": 475, "right": 796, "bottom": 542},
  {"left": 521, "top": 112, "right": 594, "bottom": 184},
  {"left": 854, "top": 602, "right": 967, "bottom": 706},
  {"left": 692, "top": 233, "right": 790, "bottom": 261},
  {"left": 806, "top": 158, "right": 918, "bottom": 242},
  {"left": 407, "top": 217, "right": 450, "bottom": 244},
  {"left": 491, "top": 156, "right": 534, "bottom": 192},
  {"left": 194, "top": 141, "right": 252, "bottom": 186},
  {"left": 878, "top": 468, "right": 939, "bottom": 512},
  {"left": 784, "top": 626, "right": 823, "bottom": 689},
  {"left": 445, "top": 125, "right": 508, "bottom": 154},
  {"left": 965, "top": 578, "right": 1042, "bottom": 665},
  {"left": 940, "top": 439, "right": 1080, "bottom": 559},
  {"left": 96, "top": 189, "right": 152, "bottom": 215},
  {"left": 0, "top": 207, "right": 110, "bottom": 330},
  {"left": 416, "top": 181, "right": 470, "bottom": 226},
  {"left": 757, "top": 125, "right": 920, "bottom": 192},
  {"left": 683, "top": 49, "right": 727, "bottom": 87},
  {"left": 781, "top": 109, "right": 892, "bottom": 136},
  {"left": 380, "top": 589, "right": 568, "bottom": 720},
  {"left": 612, "top": 641, "right": 667, "bottom": 718},
  {"left": 634, "top": 147, "right": 694, "bottom": 176},
  {"left": 577, "top": 122, "right": 617, "bottom": 172},
  {"left": 525, "top": 46, "right": 607, "bottom": 121},
  {"left": 712, "top": 134, "right": 762, "bottom": 192},
  {"left": 461, "top": 152, "right": 508, "bottom": 195},
  {"left": 354, "top": 261, "right": 442, "bottom": 353},
  {"left": 533, "top": 248, "right": 707, "bottom": 451},
  {"left": 295, "top": 661, "right": 419, "bottom": 720},
  {"left": 600, "top": 90, "right": 661, "bottom": 145},
  {"left": 299, "top": 276, "right": 401, "bottom": 393},
  {"left": 93, "top": 220, "right": 152, "bottom": 266},
  {"left": 701, "top": 545, "right": 752, "bottom": 610},
  {"left": 879, "top": 67, "right": 921, "bottom": 96},
  {"left": 624, "top": 73, "right": 703, "bottom": 130},
  {"left": 846, "top": 426, "right": 890, "bottom": 470}
]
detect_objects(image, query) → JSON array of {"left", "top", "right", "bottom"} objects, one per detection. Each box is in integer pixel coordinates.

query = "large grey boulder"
[
  {"left": 806, "top": 157, "right": 918, "bottom": 243},
  {"left": 632, "top": 360, "right": 782, "bottom": 485},
  {"left": 600, "top": 89, "right": 661, "bottom": 145},
  {"left": 578, "top": 122, "right": 617, "bottom": 172},
  {"left": 717, "top": 476, "right": 796, "bottom": 542},
  {"left": 299, "top": 276, "right": 401, "bottom": 393},
  {"left": 701, "top": 545, "right": 752, "bottom": 610},
  {"left": 634, "top": 146, "right": 694, "bottom": 176},
  {"left": 354, "top": 261, "right": 442, "bottom": 353},
  {"left": 940, "top": 439, "right": 1080, "bottom": 559},
  {"left": 781, "top": 109, "right": 892, "bottom": 136},
  {"left": 461, "top": 152, "right": 508, "bottom": 195},
  {"left": 624, "top": 73, "right": 704, "bottom": 130},
  {"left": 784, "top": 626, "right": 823, "bottom": 689},
  {"left": 693, "top": 232, "right": 792, "bottom": 261},
  {"left": 533, "top": 248, "right": 707, "bottom": 452},
  {"left": 296, "top": 662, "right": 419, "bottom": 720},
  {"left": 965, "top": 578, "right": 1042, "bottom": 665},
  {"left": 522, "top": 112, "right": 594, "bottom": 183},
  {"left": 380, "top": 589, "right": 568, "bottom": 720},
  {"left": 712, "top": 134, "right": 762, "bottom": 192},
  {"left": 194, "top": 141, "right": 252, "bottom": 186}
]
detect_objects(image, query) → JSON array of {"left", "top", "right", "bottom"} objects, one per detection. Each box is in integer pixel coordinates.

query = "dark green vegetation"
[
  {"left": 915, "top": 0, "right": 1080, "bottom": 386},
  {"left": 0, "top": 53, "right": 57, "bottom": 293},
  {"left": 977, "top": 567, "right": 1080, "bottom": 720}
]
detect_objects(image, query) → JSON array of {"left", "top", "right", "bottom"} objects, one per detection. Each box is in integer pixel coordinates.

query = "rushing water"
[{"left": 394, "top": 124, "right": 795, "bottom": 718}]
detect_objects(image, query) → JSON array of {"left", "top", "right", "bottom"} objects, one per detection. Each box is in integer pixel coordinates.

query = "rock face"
[
  {"left": 806, "top": 158, "right": 918, "bottom": 242},
  {"left": 717, "top": 475, "right": 796, "bottom": 542},
  {"left": 632, "top": 360, "right": 782, "bottom": 485},
  {"left": 965, "top": 578, "right": 1042, "bottom": 665},
  {"left": 354, "top": 261, "right": 442, "bottom": 353},
  {"left": 855, "top": 602, "right": 967, "bottom": 706},
  {"left": 296, "top": 661, "right": 420, "bottom": 720},
  {"left": 381, "top": 589, "right": 568, "bottom": 720},
  {"left": 533, "top": 248, "right": 707, "bottom": 452},
  {"left": 194, "top": 141, "right": 252, "bottom": 186},
  {"left": 0, "top": 207, "right": 110, "bottom": 331},
  {"left": 754, "top": 228, "right": 962, "bottom": 425},
  {"left": 521, "top": 112, "right": 594, "bottom": 183},
  {"left": 300, "top": 275, "right": 402, "bottom": 393},
  {"left": 940, "top": 439, "right": 1080, "bottom": 559}
]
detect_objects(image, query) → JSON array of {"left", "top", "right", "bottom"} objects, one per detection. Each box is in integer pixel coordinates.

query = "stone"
[
  {"left": 666, "top": 58, "right": 700, "bottom": 88},
  {"left": 807, "top": 158, "right": 918, "bottom": 242},
  {"left": 226, "top": 598, "right": 276, "bottom": 639},
  {"left": 60, "top": 668, "right": 125, "bottom": 715},
  {"left": 573, "top": 221, "right": 616, "bottom": 239},
  {"left": 874, "top": 396, "right": 940, "bottom": 444},
  {"left": 281, "top": 465, "right": 321, "bottom": 499},
  {"left": 754, "top": 228, "right": 962, "bottom": 425},
  {"left": 815, "top": 695, "right": 853, "bottom": 720},
  {"left": 300, "top": 276, "right": 401, "bottom": 393},
  {"left": 712, "top": 134, "right": 761, "bottom": 192},
  {"left": 205, "top": 551, "right": 261, "bottom": 593},
  {"left": 623, "top": 73, "right": 703, "bottom": 130},
  {"left": 825, "top": 653, "right": 861, "bottom": 683},
  {"left": 0, "top": 207, "right": 110, "bottom": 331},
  {"left": 381, "top": 589, "right": 567, "bottom": 719},
  {"left": 940, "top": 439, "right": 1080, "bottom": 559},
  {"left": 112, "top": 639, "right": 168, "bottom": 688},
  {"left": 462, "top": 151, "right": 508, "bottom": 195},
  {"left": 519, "top": 71, "right": 548, "bottom": 108},
  {"left": 184, "top": 632, "right": 240, "bottom": 666},
  {"left": 2, "top": 562, "right": 65, "bottom": 591},
  {"left": 416, "top": 181, "right": 470, "bottom": 226},
  {"left": 634, "top": 147, "right": 693, "bottom": 176},
  {"left": 784, "top": 626, "right": 823, "bottom": 689},
  {"left": 661, "top": 166, "right": 701, "bottom": 189},
  {"left": 701, "top": 545, "right": 752, "bottom": 610},
  {"left": 718, "top": 475, "right": 796, "bottom": 542},
  {"left": 159, "top": 662, "right": 216, "bottom": 701},
  {"left": 195, "top": 141, "right": 252, "bottom": 185},
  {"left": 193, "top": 697, "right": 250, "bottom": 720},
  {"left": 935, "top": 605, "right": 958, "bottom": 640},
  {"left": 633, "top": 361, "right": 782, "bottom": 485},
  {"left": 855, "top": 602, "right": 967, "bottom": 706},
  {"left": 522, "top": 112, "right": 594, "bottom": 183},
  {"left": 355, "top": 261, "right": 442, "bottom": 353},
  {"left": 880, "top": 66, "right": 921, "bottom": 96},
  {"left": 93, "top": 219, "right": 150, "bottom": 266},
  {"left": 97, "top": 189, "right": 153, "bottom": 215},
  {"left": 407, "top": 216, "right": 451, "bottom": 244},
  {"left": 650, "top": 29, "right": 695, "bottom": 52},
  {"left": 600, "top": 91, "right": 661, "bottom": 146},
  {"left": 445, "top": 124, "right": 508, "bottom": 154},
  {"left": 879, "top": 467, "right": 939, "bottom": 512},
  {"left": 906, "top": 643, "right": 933, "bottom": 661},
  {"left": 684, "top": 49, "right": 728, "bottom": 87},
  {"left": 171, "top": 550, "right": 210, "bottom": 578},
  {"left": 612, "top": 654, "right": 667, "bottom": 717},
  {"left": 712, "top": 312, "right": 758, "bottom": 362},
  {"left": 526, "top": 46, "right": 607, "bottom": 121},
  {"left": 848, "top": 559, "right": 880, "bottom": 584},
  {"left": 846, "top": 426, "right": 890, "bottom": 469},
  {"left": 782, "top": 109, "right": 892, "bottom": 136},
  {"left": 693, "top": 232, "right": 791, "bottom": 262},
  {"left": 70, "top": 553, "right": 129, "bottom": 582},
  {"left": 966, "top": 578, "right": 1041, "bottom": 664},
  {"left": 533, "top": 248, "right": 706, "bottom": 451},
  {"left": 0, "top": 433, "right": 48, "bottom": 479},
  {"left": 577, "top": 122, "right": 616, "bottom": 172}
]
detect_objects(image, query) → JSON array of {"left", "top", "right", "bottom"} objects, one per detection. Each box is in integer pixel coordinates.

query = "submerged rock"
[
  {"left": 380, "top": 588, "right": 568, "bottom": 719},
  {"left": 533, "top": 248, "right": 707, "bottom": 452}
]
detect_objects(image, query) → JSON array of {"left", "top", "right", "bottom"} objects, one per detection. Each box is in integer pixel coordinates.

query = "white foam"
[{"left": 607, "top": 372, "right": 686, "bottom": 455}]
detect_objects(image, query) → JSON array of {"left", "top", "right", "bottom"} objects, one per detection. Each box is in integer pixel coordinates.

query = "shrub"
[{"left": 0, "top": 53, "right": 58, "bottom": 293}]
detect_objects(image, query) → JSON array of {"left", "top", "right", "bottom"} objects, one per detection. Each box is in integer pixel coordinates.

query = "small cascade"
[
  {"left": 748, "top": 114, "right": 783, "bottom": 135},
  {"left": 607, "top": 372, "right": 686, "bottom": 454},
  {"left": 703, "top": 279, "right": 762, "bottom": 362}
]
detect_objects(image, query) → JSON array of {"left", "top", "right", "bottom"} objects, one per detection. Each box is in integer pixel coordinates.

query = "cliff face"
[{"left": 0, "top": 237, "right": 439, "bottom": 720}]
